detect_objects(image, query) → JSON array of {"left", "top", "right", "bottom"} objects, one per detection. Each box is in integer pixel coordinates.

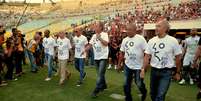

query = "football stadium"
[{"left": 0, "top": 0, "right": 201, "bottom": 101}]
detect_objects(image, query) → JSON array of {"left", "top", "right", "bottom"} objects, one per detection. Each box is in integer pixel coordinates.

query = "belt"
[{"left": 152, "top": 67, "right": 173, "bottom": 71}]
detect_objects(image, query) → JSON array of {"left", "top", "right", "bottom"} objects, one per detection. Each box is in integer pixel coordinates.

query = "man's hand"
[
  {"left": 96, "top": 34, "right": 101, "bottom": 40},
  {"left": 80, "top": 51, "right": 84, "bottom": 56},
  {"left": 117, "top": 63, "right": 123, "bottom": 73},
  {"left": 173, "top": 73, "right": 181, "bottom": 81},
  {"left": 192, "top": 60, "right": 199, "bottom": 69},
  {"left": 140, "top": 69, "right": 145, "bottom": 79}
]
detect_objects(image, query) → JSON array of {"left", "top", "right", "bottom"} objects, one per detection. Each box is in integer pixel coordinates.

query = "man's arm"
[
  {"left": 97, "top": 34, "right": 109, "bottom": 46},
  {"left": 193, "top": 45, "right": 201, "bottom": 68},
  {"left": 174, "top": 54, "right": 182, "bottom": 81},
  {"left": 99, "top": 38, "right": 108, "bottom": 46},
  {"left": 175, "top": 54, "right": 182, "bottom": 73},
  {"left": 140, "top": 53, "right": 151, "bottom": 78},
  {"left": 117, "top": 51, "right": 124, "bottom": 71}
]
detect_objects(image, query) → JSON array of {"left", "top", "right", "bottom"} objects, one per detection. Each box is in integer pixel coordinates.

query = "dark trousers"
[
  {"left": 124, "top": 65, "right": 147, "bottom": 101},
  {"left": 181, "top": 65, "right": 194, "bottom": 81},
  {"left": 150, "top": 67, "right": 172, "bottom": 101},
  {"left": 95, "top": 59, "right": 107, "bottom": 90},
  {"left": 15, "top": 52, "right": 23, "bottom": 74},
  {"left": 74, "top": 58, "right": 85, "bottom": 82},
  {"left": 0, "top": 60, "right": 2, "bottom": 84},
  {"left": 5, "top": 58, "right": 14, "bottom": 80}
]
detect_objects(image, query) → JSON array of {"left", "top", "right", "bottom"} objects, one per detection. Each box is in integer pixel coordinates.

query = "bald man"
[
  {"left": 193, "top": 35, "right": 201, "bottom": 99},
  {"left": 118, "top": 23, "right": 147, "bottom": 101},
  {"left": 179, "top": 29, "right": 200, "bottom": 85},
  {"left": 140, "top": 20, "right": 182, "bottom": 101}
]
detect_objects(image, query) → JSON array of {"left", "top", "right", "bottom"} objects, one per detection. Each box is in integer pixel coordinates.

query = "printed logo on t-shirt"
[
  {"left": 125, "top": 41, "right": 136, "bottom": 61},
  {"left": 152, "top": 42, "right": 168, "bottom": 66}
]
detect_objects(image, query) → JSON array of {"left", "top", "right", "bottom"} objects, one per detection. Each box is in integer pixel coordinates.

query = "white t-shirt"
[
  {"left": 120, "top": 35, "right": 147, "bottom": 70},
  {"left": 57, "top": 37, "right": 72, "bottom": 60},
  {"left": 73, "top": 35, "right": 88, "bottom": 58},
  {"left": 42, "top": 37, "right": 56, "bottom": 56},
  {"left": 183, "top": 36, "right": 200, "bottom": 66},
  {"left": 89, "top": 32, "right": 109, "bottom": 60},
  {"left": 145, "top": 35, "right": 182, "bottom": 69}
]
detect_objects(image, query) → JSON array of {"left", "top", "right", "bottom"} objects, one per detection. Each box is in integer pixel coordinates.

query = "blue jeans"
[
  {"left": 46, "top": 53, "right": 54, "bottom": 78},
  {"left": 150, "top": 67, "right": 172, "bottom": 101},
  {"left": 27, "top": 51, "right": 37, "bottom": 71},
  {"left": 124, "top": 65, "right": 147, "bottom": 101},
  {"left": 74, "top": 58, "right": 85, "bottom": 82},
  {"left": 95, "top": 59, "right": 107, "bottom": 90},
  {"left": 88, "top": 48, "right": 94, "bottom": 66}
]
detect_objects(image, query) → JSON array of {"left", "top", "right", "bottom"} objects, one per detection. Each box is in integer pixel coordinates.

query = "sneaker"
[
  {"left": 31, "top": 70, "right": 37, "bottom": 73},
  {"left": 197, "top": 91, "right": 201, "bottom": 100},
  {"left": 100, "top": 85, "right": 107, "bottom": 92},
  {"left": 0, "top": 83, "right": 8, "bottom": 87},
  {"left": 179, "top": 79, "right": 185, "bottom": 85},
  {"left": 83, "top": 72, "right": 86, "bottom": 80},
  {"left": 114, "top": 65, "right": 117, "bottom": 70},
  {"left": 54, "top": 73, "right": 58, "bottom": 76},
  {"left": 190, "top": 78, "right": 194, "bottom": 85},
  {"left": 59, "top": 81, "right": 65, "bottom": 86},
  {"left": 14, "top": 78, "right": 18, "bottom": 81},
  {"left": 107, "top": 65, "right": 112, "bottom": 69},
  {"left": 45, "top": 78, "right": 51, "bottom": 81},
  {"left": 91, "top": 89, "right": 100, "bottom": 98},
  {"left": 141, "top": 90, "right": 147, "bottom": 101},
  {"left": 76, "top": 81, "right": 83, "bottom": 87}
]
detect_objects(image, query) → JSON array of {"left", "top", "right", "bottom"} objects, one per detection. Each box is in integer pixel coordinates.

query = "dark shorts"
[{"left": 109, "top": 46, "right": 119, "bottom": 60}]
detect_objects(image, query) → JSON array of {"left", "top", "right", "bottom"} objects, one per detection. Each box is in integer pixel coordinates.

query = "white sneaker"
[
  {"left": 114, "top": 65, "right": 117, "bottom": 70},
  {"left": 179, "top": 79, "right": 185, "bottom": 85},
  {"left": 45, "top": 78, "right": 51, "bottom": 81},
  {"left": 190, "top": 78, "right": 194, "bottom": 85},
  {"left": 108, "top": 64, "right": 112, "bottom": 69}
]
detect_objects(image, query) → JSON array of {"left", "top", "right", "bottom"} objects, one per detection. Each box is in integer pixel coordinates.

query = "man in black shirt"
[{"left": 193, "top": 37, "right": 201, "bottom": 99}]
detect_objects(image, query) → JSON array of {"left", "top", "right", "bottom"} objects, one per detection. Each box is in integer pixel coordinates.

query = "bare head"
[
  {"left": 59, "top": 31, "right": 66, "bottom": 39},
  {"left": 155, "top": 19, "right": 170, "bottom": 37},
  {"left": 125, "top": 23, "right": 137, "bottom": 38},
  {"left": 74, "top": 27, "right": 83, "bottom": 37},
  {"left": 94, "top": 21, "right": 104, "bottom": 34},
  {"left": 190, "top": 28, "right": 197, "bottom": 37}
]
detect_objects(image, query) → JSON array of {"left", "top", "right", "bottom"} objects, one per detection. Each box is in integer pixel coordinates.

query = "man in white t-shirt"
[
  {"left": 42, "top": 30, "right": 56, "bottom": 81},
  {"left": 140, "top": 20, "right": 182, "bottom": 101},
  {"left": 179, "top": 29, "right": 200, "bottom": 85},
  {"left": 57, "top": 31, "right": 72, "bottom": 85},
  {"left": 193, "top": 37, "right": 201, "bottom": 99},
  {"left": 118, "top": 23, "right": 147, "bottom": 101},
  {"left": 73, "top": 27, "right": 88, "bottom": 86},
  {"left": 86, "top": 22, "right": 109, "bottom": 98}
]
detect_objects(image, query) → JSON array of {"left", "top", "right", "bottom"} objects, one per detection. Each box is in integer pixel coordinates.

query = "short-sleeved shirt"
[
  {"left": 89, "top": 32, "right": 109, "bottom": 60},
  {"left": 57, "top": 37, "right": 72, "bottom": 60},
  {"left": 183, "top": 36, "right": 200, "bottom": 66},
  {"left": 43, "top": 37, "right": 56, "bottom": 56},
  {"left": 120, "top": 34, "right": 147, "bottom": 70},
  {"left": 73, "top": 35, "right": 88, "bottom": 58},
  {"left": 145, "top": 35, "right": 182, "bottom": 69}
]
